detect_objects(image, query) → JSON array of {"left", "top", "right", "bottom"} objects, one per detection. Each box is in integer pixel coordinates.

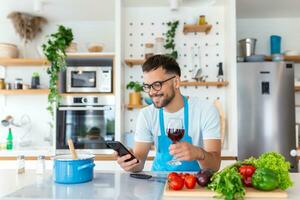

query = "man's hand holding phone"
[
  {"left": 106, "top": 141, "right": 140, "bottom": 172},
  {"left": 115, "top": 152, "right": 140, "bottom": 172}
]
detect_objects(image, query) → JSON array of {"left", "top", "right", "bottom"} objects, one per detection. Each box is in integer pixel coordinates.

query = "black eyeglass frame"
[{"left": 142, "top": 76, "right": 176, "bottom": 93}]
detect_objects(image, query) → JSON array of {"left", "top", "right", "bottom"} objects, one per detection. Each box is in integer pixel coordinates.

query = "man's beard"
[{"left": 150, "top": 89, "right": 175, "bottom": 108}]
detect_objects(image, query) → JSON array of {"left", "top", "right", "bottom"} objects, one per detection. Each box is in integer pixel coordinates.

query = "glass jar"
[
  {"left": 17, "top": 155, "right": 25, "bottom": 174},
  {"left": 154, "top": 37, "right": 165, "bottom": 55},
  {"left": 36, "top": 155, "right": 46, "bottom": 174},
  {"left": 199, "top": 15, "right": 206, "bottom": 25},
  {"left": 15, "top": 78, "right": 23, "bottom": 89},
  {"left": 0, "top": 78, "right": 5, "bottom": 89},
  {"left": 144, "top": 43, "right": 154, "bottom": 59}
]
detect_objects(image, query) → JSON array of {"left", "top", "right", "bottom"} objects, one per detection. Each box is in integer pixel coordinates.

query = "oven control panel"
[{"left": 99, "top": 67, "right": 112, "bottom": 92}]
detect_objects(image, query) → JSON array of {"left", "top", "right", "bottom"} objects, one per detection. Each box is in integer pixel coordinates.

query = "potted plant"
[
  {"left": 126, "top": 81, "right": 143, "bottom": 106},
  {"left": 31, "top": 72, "right": 40, "bottom": 89},
  {"left": 42, "top": 25, "right": 73, "bottom": 119}
]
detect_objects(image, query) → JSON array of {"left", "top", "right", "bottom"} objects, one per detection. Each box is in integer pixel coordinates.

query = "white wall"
[{"left": 237, "top": 18, "right": 300, "bottom": 55}]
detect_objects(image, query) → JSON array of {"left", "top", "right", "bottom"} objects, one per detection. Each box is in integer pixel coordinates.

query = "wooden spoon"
[{"left": 67, "top": 139, "right": 78, "bottom": 160}]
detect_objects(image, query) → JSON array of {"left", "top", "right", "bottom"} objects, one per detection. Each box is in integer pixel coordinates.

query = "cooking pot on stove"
[{"left": 53, "top": 154, "right": 95, "bottom": 184}]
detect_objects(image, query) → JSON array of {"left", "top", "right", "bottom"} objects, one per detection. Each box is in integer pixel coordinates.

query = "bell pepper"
[
  {"left": 252, "top": 168, "right": 279, "bottom": 191},
  {"left": 239, "top": 165, "right": 256, "bottom": 187}
]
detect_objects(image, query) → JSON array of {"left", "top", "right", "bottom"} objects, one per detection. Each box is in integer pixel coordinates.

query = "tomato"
[
  {"left": 168, "top": 172, "right": 179, "bottom": 180},
  {"left": 184, "top": 174, "right": 197, "bottom": 189},
  {"left": 179, "top": 173, "right": 189, "bottom": 180},
  {"left": 239, "top": 165, "right": 256, "bottom": 177},
  {"left": 168, "top": 175, "right": 184, "bottom": 190}
]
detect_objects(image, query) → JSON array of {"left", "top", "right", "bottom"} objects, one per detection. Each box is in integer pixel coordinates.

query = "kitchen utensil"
[
  {"left": 163, "top": 183, "right": 288, "bottom": 198},
  {"left": 87, "top": 42, "right": 104, "bottom": 52},
  {"left": 130, "top": 173, "right": 167, "bottom": 183},
  {"left": 245, "top": 55, "right": 265, "bottom": 62},
  {"left": 217, "top": 62, "right": 224, "bottom": 82},
  {"left": 0, "top": 43, "right": 18, "bottom": 58},
  {"left": 67, "top": 139, "right": 78, "bottom": 160},
  {"left": 53, "top": 154, "right": 95, "bottom": 184},
  {"left": 239, "top": 38, "right": 257, "bottom": 57},
  {"left": 270, "top": 35, "right": 281, "bottom": 54},
  {"left": 214, "top": 99, "right": 225, "bottom": 146}
]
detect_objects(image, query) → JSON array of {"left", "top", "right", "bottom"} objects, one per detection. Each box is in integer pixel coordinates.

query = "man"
[{"left": 117, "top": 55, "right": 221, "bottom": 172}]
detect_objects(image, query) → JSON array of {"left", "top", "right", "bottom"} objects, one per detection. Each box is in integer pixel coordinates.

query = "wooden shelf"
[
  {"left": 179, "top": 81, "right": 229, "bottom": 87},
  {"left": 66, "top": 52, "right": 115, "bottom": 58},
  {"left": 295, "top": 86, "right": 300, "bottom": 92},
  {"left": 265, "top": 55, "right": 300, "bottom": 62},
  {"left": 0, "top": 58, "right": 49, "bottom": 67},
  {"left": 126, "top": 104, "right": 147, "bottom": 110},
  {"left": 60, "top": 93, "right": 114, "bottom": 96},
  {"left": 0, "top": 89, "right": 49, "bottom": 95},
  {"left": 183, "top": 24, "right": 212, "bottom": 34},
  {"left": 124, "top": 58, "right": 145, "bottom": 67}
]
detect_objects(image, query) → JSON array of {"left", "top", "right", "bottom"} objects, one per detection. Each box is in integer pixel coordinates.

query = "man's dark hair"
[{"left": 142, "top": 55, "right": 181, "bottom": 76}]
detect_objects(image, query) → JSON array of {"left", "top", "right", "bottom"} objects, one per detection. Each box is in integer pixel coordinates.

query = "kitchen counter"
[{"left": 0, "top": 170, "right": 299, "bottom": 200}]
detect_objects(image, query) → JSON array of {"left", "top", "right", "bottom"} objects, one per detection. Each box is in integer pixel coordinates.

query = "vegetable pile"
[{"left": 167, "top": 152, "right": 293, "bottom": 200}]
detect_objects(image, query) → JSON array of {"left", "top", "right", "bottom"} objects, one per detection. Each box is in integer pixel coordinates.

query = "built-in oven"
[
  {"left": 56, "top": 96, "right": 115, "bottom": 153},
  {"left": 65, "top": 57, "right": 113, "bottom": 93}
]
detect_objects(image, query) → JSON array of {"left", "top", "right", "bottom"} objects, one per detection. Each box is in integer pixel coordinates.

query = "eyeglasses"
[{"left": 142, "top": 76, "right": 176, "bottom": 93}]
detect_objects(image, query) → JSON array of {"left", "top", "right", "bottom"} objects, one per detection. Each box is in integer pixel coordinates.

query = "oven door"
[
  {"left": 66, "top": 67, "right": 101, "bottom": 92},
  {"left": 56, "top": 105, "right": 115, "bottom": 150}
]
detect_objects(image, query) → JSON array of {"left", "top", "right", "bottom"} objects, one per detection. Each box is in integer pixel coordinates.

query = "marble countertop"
[{"left": 0, "top": 170, "right": 299, "bottom": 200}]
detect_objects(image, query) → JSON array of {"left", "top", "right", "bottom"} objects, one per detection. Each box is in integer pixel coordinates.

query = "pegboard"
[{"left": 123, "top": 6, "right": 228, "bottom": 146}]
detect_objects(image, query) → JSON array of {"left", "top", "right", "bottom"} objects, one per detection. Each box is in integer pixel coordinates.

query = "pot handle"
[{"left": 78, "top": 163, "right": 95, "bottom": 171}]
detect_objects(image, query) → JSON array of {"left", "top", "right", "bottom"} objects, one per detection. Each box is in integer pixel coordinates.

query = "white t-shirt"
[{"left": 134, "top": 96, "right": 221, "bottom": 147}]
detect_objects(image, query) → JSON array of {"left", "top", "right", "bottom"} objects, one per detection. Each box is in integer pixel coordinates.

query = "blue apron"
[{"left": 151, "top": 96, "right": 201, "bottom": 171}]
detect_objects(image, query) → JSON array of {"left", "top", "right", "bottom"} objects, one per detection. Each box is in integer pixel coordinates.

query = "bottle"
[
  {"left": 14, "top": 78, "right": 23, "bottom": 89},
  {"left": 0, "top": 78, "right": 5, "bottom": 89},
  {"left": 199, "top": 15, "right": 206, "bottom": 25},
  {"left": 36, "top": 155, "right": 46, "bottom": 174},
  {"left": 17, "top": 155, "right": 25, "bottom": 174},
  {"left": 6, "top": 128, "right": 13, "bottom": 150}
]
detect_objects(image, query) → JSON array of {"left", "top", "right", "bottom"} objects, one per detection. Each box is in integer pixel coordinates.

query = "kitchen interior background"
[{"left": 0, "top": 0, "right": 298, "bottom": 169}]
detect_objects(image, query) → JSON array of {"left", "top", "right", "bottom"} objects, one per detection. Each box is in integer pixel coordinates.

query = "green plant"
[
  {"left": 42, "top": 25, "right": 73, "bottom": 118},
  {"left": 126, "top": 81, "right": 143, "bottom": 92},
  {"left": 32, "top": 72, "right": 40, "bottom": 77},
  {"left": 164, "top": 20, "right": 179, "bottom": 59}
]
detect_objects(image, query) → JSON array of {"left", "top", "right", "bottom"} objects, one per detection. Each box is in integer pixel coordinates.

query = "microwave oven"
[{"left": 66, "top": 66, "right": 112, "bottom": 93}]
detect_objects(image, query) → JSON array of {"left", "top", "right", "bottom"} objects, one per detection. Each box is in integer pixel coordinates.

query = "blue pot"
[{"left": 53, "top": 154, "right": 95, "bottom": 184}]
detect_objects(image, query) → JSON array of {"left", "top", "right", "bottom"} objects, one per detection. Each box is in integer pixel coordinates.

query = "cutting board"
[{"left": 163, "top": 183, "right": 288, "bottom": 198}]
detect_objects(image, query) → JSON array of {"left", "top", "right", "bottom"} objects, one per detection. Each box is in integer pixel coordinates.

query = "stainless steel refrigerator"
[{"left": 237, "top": 62, "right": 298, "bottom": 171}]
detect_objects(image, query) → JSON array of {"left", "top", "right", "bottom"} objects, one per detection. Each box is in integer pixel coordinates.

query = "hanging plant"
[
  {"left": 7, "top": 12, "right": 47, "bottom": 43},
  {"left": 164, "top": 20, "right": 179, "bottom": 59},
  {"left": 42, "top": 25, "right": 73, "bottom": 119}
]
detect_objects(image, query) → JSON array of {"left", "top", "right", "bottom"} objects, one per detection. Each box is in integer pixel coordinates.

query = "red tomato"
[
  {"left": 184, "top": 174, "right": 197, "bottom": 189},
  {"left": 168, "top": 176, "right": 184, "bottom": 190},
  {"left": 239, "top": 165, "right": 256, "bottom": 177},
  {"left": 168, "top": 172, "right": 179, "bottom": 181},
  {"left": 179, "top": 173, "right": 190, "bottom": 180}
]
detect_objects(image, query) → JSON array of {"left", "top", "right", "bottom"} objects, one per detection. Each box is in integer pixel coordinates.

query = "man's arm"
[
  {"left": 169, "top": 139, "right": 221, "bottom": 172},
  {"left": 197, "top": 139, "right": 221, "bottom": 171},
  {"left": 116, "top": 141, "right": 152, "bottom": 172}
]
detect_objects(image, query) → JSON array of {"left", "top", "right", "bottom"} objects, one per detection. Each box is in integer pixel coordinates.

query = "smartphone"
[{"left": 106, "top": 141, "right": 139, "bottom": 163}]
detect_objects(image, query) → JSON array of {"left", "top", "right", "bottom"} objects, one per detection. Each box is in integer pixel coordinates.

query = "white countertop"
[{"left": 0, "top": 170, "right": 299, "bottom": 200}]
